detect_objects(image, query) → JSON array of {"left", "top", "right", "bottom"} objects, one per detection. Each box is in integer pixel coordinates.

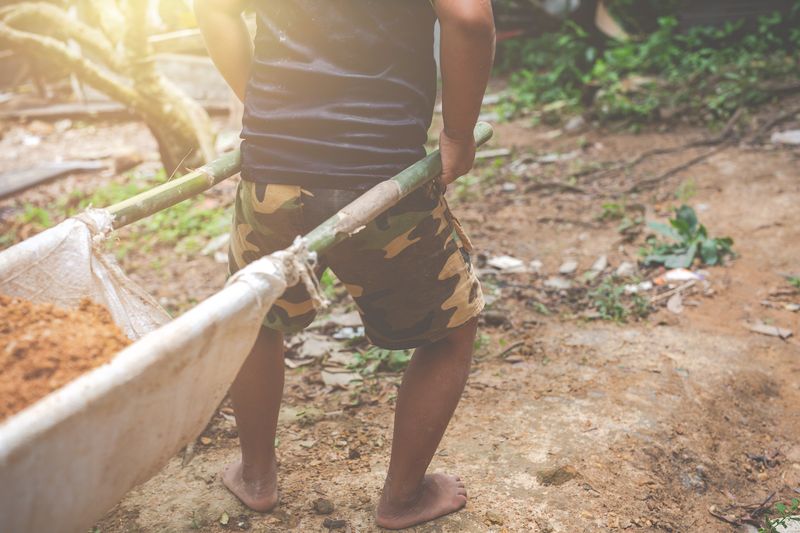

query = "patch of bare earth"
[{"left": 91, "top": 116, "right": 800, "bottom": 532}]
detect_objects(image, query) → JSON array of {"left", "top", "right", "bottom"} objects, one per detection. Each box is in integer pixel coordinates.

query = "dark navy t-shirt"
[{"left": 241, "top": 0, "right": 438, "bottom": 190}]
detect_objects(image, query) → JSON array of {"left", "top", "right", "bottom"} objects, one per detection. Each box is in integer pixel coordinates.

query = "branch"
[
  {"left": 0, "top": 20, "right": 141, "bottom": 108},
  {"left": 1, "top": 2, "right": 122, "bottom": 70}
]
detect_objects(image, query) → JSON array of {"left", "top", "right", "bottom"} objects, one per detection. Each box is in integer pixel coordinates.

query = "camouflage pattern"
[{"left": 228, "top": 179, "right": 483, "bottom": 349}]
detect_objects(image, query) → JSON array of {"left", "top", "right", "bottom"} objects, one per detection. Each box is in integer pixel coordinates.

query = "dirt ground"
[{"left": 2, "top": 98, "right": 799, "bottom": 532}]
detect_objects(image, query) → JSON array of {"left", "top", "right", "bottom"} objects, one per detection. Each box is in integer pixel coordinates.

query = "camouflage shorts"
[{"left": 228, "top": 179, "right": 484, "bottom": 349}]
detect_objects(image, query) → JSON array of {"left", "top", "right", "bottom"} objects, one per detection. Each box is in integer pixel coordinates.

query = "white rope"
[{"left": 226, "top": 236, "right": 328, "bottom": 311}]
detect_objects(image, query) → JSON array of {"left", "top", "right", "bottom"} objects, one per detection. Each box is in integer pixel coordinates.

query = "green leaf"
[
  {"left": 647, "top": 221, "right": 681, "bottom": 241},
  {"left": 699, "top": 238, "right": 719, "bottom": 265},
  {"left": 664, "top": 242, "right": 698, "bottom": 268},
  {"left": 675, "top": 205, "right": 698, "bottom": 233}
]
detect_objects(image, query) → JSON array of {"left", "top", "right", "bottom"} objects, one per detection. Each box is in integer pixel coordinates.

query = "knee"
[{"left": 438, "top": 317, "right": 479, "bottom": 354}]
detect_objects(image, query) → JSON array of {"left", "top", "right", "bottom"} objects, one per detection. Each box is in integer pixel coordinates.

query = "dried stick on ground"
[
  {"left": 627, "top": 144, "right": 728, "bottom": 193},
  {"left": 576, "top": 108, "right": 744, "bottom": 186},
  {"left": 746, "top": 104, "right": 800, "bottom": 145}
]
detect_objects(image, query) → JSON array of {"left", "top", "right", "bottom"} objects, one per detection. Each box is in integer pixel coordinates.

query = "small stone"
[
  {"left": 487, "top": 255, "right": 526, "bottom": 272},
  {"left": 529, "top": 259, "right": 544, "bottom": 273},
  {"left": 483, "top": 310, "right": 508, "bottom": 327},
  {"left": 314, "top": 498, "right": 335, "bottom": 515},
  {"left": 544, "top": 276, "right": 572, "bottom": 290},
  {"left": 200, "top": 436, "right": 212, "bottom": 446},
  {"left": 322, "top": 518, "right": 347, "bottom": 529},
  {"left": 771, "top": 130, "right": 800, "bottom": 145},
  {"left": 537, "top": 465, "right": 579, "bottom": 486},
  {"left": 591, "top": 255, "right": 608, "bottom": 272},
  {"left": 559, "top": 260, "right": 579, "bottom": 275},
  {"left": 615, "top": 261, "right": 636, "bottom": 278},
  {"left": 564, "top": 115, "right": 586, "bottom": 133},
  {"left": 219, "top": 511, "right": 230, "bottom": 525},
  {"left": 486, "top": 511, "right": 505, "bottom": 525}
]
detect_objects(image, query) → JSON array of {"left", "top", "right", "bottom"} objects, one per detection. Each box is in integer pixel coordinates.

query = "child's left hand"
[{"left": 439, "top": 129, "right": 476, "bottom": 186}]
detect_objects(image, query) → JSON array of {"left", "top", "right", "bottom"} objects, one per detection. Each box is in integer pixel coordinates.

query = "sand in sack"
[{"left": 1, "top": 294, "right": 131, "bottom": 420}]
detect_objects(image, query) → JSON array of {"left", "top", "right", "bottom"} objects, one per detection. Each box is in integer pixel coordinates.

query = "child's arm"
[
  {"left": 433, "top": 0, "right": 496, "bottom": 186},
  {"left": 195, "top": 0, "right": 253, "bottom": 101}
]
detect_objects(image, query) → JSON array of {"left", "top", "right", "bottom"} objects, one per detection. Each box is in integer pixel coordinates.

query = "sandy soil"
[{"left": 2, "top": 104, "right": 799, "bottom": 532}]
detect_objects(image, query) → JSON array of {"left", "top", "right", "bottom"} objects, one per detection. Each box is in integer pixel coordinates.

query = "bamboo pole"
[
  {"left": 107, "top": 122, "right": 493, "bottom": 236},
  {"left": 305, "top": 121, "right": 493, "bottom": 254},
  {"left": 107, "top": 150, "right": 241, "bottom": 228}
]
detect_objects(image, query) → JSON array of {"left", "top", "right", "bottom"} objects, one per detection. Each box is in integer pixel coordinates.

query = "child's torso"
[{"left": 241, "top": 0, "right": 438, "bottom": 190}]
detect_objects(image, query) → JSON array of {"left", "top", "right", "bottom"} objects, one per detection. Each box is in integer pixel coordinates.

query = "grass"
[{"left": 4, "top": 168, "right": 232, "bottom": 260}]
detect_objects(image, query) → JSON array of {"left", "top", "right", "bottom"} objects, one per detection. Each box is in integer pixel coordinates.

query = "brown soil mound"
[{"left": 0, "top": 295, "right": 131, "bottom": 421}]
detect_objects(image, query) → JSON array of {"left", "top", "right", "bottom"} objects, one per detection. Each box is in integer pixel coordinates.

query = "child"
[{"left": 196, "top": 0, "right": 495, "bottom": 528}]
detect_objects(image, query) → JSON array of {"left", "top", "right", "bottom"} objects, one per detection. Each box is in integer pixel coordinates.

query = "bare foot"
[
  {"left": 221, "top": 459, "right": 278, "bottom": 513},
  {"left": 376, "top": 473, "right": 467, "bottom": 530}
]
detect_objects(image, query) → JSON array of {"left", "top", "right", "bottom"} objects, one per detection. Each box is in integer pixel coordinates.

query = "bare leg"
[
  {"left": 376, "top": 317, "right": 478, "bottom": 530},
  {"left": 222, "top": 327, "right": 284, "bottom": 512}
]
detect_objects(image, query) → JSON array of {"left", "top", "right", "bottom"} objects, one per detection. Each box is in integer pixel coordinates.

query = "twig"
[
  {"left": 537, "top": 217, "right": 599, "bottom": 229},
  {"left": 576, "top": 109, "right": 742, "bottom": 185},
  {"left": 650, "top": 281, "right": 696, "bottom": 304},
  {"left": 496, "top": 340, "right": 526, "bottom": 359},
  {"left": 708, "top": 507, "right": 741, "bottom": 526},
  {"left": 627, "top": 144, "right": 728, "bottom": 193},
  {"left": 747, "top": 104, "right": 800, "bottom": 144},
  {"left": 525, "top": 181, "right": 588, "bottom": 195}
]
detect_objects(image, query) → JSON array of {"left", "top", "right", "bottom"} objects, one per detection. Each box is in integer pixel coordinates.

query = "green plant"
[
  {"left": 674, "top": 178, "right": 697, "bottom": 202},
  {"left": 451, "top": 174, "right": 481, "bottom": 203},
  {"left": 530, "top": 300, "right": 552, "bottom": 316},
  {"left": 589, "top": 277, "right": 650, "bottom": 322},
  {"left": 473, "top": 332, "right": 491, "bottom": 356},
  {"left": 20, "top": 204, "right": 53, "bottom": 230},
  {"left": 319, "top": 270, "right": 341, "bottom": 301},
  {"left": 351, "top": 347, "right": 412, "bottom": 375},
  {"left": 760, "top": 498, "right": 800, "bottom": 533},
  {"left": 788, "top": 276, "right": 800, "bottom": 289},
  {"left": 599, "top": 202, "right": 626, "bottom": 221},
  {"left": 502, "top": 6, "right": 800, "bottom": 126},
  {"left": 642, "top": 205, "right": 733, "bottom": 268}
]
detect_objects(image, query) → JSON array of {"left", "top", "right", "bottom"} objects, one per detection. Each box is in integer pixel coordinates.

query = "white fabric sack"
[
  {"left": 0, "top": 208, "right": 169, "bottom": 339},
  {"left": 0, "top": 248, "right": 302, "bottom": 533}
]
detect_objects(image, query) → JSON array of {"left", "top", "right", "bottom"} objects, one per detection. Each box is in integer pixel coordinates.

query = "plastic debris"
[
  {"left": 747, "top": 322, "right": 793, "bottom": 340},
  {"left": 667, "top": 293, "right": 684, "bottom": 314},
  {"left": 654, "top": 268, "right": 705, "bottom": 285},
  {"left": 487, "top": 255, "right": 526, "bottom": 273},
  {"left": 559, "top": 260, "right": 578, "bottom": 275},
  {"left": 544, "top": 276, "right": 572, "bottom": 290},
  {"left": 624, "top": 281, "right": 654, "bottom": 294},
  {"left": 321, "top": 371, "right": 362, "bottom": 388},
  {"left": 615, "top": 261, "right": 636, "bottom": 278},
  {"left": 332, "top": 326, "right": 364, "bottom": 340},
  {"left": 771, "top": 130, "right": 800, "bottom": 145},
  {"left": 591, "top": 255, "right": 608, "bottom": 272}
]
